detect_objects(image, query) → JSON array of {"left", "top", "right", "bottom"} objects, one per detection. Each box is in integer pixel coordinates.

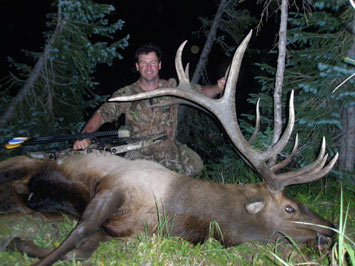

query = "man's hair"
[{"left": 135, "top": 43, "right": 162, "bottom": 63}]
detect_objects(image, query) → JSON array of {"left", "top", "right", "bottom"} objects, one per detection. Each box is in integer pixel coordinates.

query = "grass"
[
  {"left": 331, "top": 185, "right": 354, "bottom": 265},
  {"left": 0, "top": 179, "right": 354, "bottom": 265},
  {"left": 265, "top": 183, "right": 355, "bottom": 266}
]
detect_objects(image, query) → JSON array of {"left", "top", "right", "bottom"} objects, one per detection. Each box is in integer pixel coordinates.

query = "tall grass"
[{"left": 331, "top": 184, "right": 354, "bottom": 265}]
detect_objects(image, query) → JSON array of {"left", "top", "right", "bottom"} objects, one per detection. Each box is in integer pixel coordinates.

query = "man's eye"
[{"left": 139, "top": 61, "right": 158, "bottom": 67}]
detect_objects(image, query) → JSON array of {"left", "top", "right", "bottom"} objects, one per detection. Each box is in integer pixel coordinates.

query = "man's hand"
[
  {"left": 73, "top": 138, "right": 91, "bottom": 150},
  {"left": 201, "top": 77, "right": 226, "bottom": 98},
  {"left": 217, "top": 77, "right": 226, "bottom": 93},
  {"left": 72, "top": 113, "right": 103, "bottom": 150}
]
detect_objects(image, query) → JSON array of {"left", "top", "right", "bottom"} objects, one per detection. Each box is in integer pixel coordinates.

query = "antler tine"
[
  {"left": 213, "top": 30, "right": 261, "bottom": 158},
  {"left": 270, "top": 134, "right": 299, "bottom": 172},
  {"left": 267, "top": 136, "right": 339, "bottom": 189},
  {"left": 176, "top": 41, "right": 190, "bottom": 86},
  {"left": 280, "top": 152, "right": 338, "bottom": 187},
  {"left": 248, "top": 99, "right": 260, "bottom": 144},
  {"left": 185, "top": 63, "right": 190, "bottom": 81},
  {"left": 222, "top": 31, "right": 251, "bottom": 102},
  {"left": 223, "top": 64, "right": 231, "bottom": 91},
  {"left": 276, "top": 137, "right": 331, "bottom": 180}
]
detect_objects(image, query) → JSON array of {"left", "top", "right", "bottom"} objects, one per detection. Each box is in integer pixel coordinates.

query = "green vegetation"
[{"left": 0, "top": 0, "right": 129, "bottom": 156}]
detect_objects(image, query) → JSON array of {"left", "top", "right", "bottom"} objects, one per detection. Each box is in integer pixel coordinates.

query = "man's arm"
[
  {"left": 201, "top": 77, "right": 226, "bottom": 98},
  {"left": 73, "top": 113, "right": 104, "bottom": 150}
]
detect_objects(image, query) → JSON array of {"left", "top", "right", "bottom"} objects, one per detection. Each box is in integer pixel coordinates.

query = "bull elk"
[{"left": 0, "top": 31, "right": 338, "bottom": 266}]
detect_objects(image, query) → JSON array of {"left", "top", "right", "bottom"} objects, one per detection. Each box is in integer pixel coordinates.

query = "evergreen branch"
[
  {"left": 0, "top": 7, "right": 66, "bottom": 126},
  {"left": 256, "top": 0, "right": 273, "bottom": 33}
]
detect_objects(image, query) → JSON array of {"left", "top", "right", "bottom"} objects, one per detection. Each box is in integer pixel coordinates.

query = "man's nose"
[{"left": 146, "top": 63, "right": 152, "bottom": 69}]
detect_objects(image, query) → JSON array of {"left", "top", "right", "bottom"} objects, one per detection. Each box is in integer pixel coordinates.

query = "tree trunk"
[
  {"left": 339, "top": 106, "right": 355, "bottom": 173},
  {"left": 339, "top": 18, "right": 355, "bottom": 175},
  {"left": 178, "top": 0, "right": 230, "bottom": 128},
  {"left": 270, "top": 0, "right": 288, "bottom": 165},
  {"left": 191, "top": 0, "right": 231, "bottom": 84}
]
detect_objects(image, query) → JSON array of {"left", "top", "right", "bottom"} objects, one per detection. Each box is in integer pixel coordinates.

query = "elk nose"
[
  {"left": 317, "top": 222, "right": 336, "bottom": 245},
  {"left": 317, "top": 233, "right": 333, "bottom": 245}
]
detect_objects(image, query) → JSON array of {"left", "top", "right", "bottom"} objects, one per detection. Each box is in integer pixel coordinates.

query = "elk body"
[{"left": 0, "top": 31, "right": 337, "bottom": 265}]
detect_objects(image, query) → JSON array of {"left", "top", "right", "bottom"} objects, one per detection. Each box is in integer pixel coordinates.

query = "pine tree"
[
  {"left": 251, "top": 0, "right": 354, "bottom": 181},
  {"left": 0, "top": 0, "right": 129, "bottom": 154}
]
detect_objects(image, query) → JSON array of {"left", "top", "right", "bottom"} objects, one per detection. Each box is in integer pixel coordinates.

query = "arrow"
[{"left": 5, "top": 130, "right": 123, "bottom": 149}]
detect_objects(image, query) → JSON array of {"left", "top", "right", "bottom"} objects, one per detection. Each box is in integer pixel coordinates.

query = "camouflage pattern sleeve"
[
  {"left": 166, "top": 78, "right": 177, "bottom": 88},
  {"left": 191, "top": 83, "right": 202, "bottom": 92},
  {"left": 96, "top": 86, "right": 132, "bottom": 124}
]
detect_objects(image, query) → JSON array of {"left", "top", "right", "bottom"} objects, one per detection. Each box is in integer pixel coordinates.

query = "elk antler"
[{"left": 109, "top": 30, "right": 338, "bottom": 192}]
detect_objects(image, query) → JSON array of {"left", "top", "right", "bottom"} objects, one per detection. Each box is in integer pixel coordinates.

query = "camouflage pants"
[{"left": 124, "top": 140, "right": 203, "bottom": 176}]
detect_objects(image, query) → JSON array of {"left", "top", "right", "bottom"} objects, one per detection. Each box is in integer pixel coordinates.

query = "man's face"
[{"left": 136, "top": 52, "right": 161, "bottom": 82}]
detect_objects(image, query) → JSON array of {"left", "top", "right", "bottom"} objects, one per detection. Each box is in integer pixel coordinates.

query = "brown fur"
[{"left": 0, "top": 153, "right": 334, "bottom": 265}]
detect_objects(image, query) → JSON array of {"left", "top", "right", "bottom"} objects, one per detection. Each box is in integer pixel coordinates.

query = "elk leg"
[
  {"left": 6, "top": 229, "right": 109, "bottom": 261},
  {"left": 62, "top": 228, "right": 110, "bottom": 260},
  {"left": 6, "top": 237, "right": 50, "bottom": 258},
  {"left": 35, "top": 188, "right": 124, "bottom": 266}
]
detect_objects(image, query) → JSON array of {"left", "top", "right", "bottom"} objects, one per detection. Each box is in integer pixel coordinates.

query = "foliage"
[
  {"left": 0, "top": 0, "right": 129, "bottom": 156},
  {"left": 250, "top": 0, "right": 354, "bottom": 181},
  {"left": 197, "top": 2, "right": 256, "bottom": 57}
]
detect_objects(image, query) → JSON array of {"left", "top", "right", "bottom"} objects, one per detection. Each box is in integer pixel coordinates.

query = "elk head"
[{"left": 110, "top": 30, "right": 338, "bottom": 244}]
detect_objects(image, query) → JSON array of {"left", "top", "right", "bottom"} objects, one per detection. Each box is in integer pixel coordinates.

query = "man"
[{"left": 73, "top": 43, "right": 225, "bottom": 176}]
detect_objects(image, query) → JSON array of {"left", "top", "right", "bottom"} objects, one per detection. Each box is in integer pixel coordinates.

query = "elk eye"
[{"left": 285, "top": 205, "right": 296, "bottom": 213}]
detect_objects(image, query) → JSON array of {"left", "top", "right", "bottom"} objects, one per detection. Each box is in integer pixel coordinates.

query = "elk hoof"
[{"left": 0, "top": 237, "right": 15, "bottom": 251}]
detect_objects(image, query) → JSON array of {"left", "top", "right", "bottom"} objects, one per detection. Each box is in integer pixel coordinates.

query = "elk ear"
[{"left": 245, "top": 197, "right": 265, "bottom": 215}]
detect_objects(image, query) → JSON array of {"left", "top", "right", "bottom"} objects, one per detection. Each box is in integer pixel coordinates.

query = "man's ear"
[
  {"left": 135, "top": 62, "right": 140, "bottom": 72},
  {"left": 158, "top": 61, "right": 162, "bottom": 70}
]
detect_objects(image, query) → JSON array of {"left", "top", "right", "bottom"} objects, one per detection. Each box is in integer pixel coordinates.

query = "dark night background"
[{"left": 0, "top": 0, "right": 276, "bottom": 108}]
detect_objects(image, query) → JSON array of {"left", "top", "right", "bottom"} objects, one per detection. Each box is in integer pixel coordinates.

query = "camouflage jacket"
[{"left": 96, "top": 79, "right": 201, "bottom": 140}]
